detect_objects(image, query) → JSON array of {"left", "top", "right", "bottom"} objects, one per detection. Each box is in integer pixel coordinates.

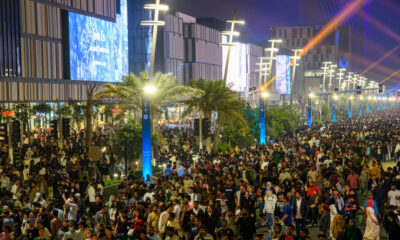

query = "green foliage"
[
  {"left": 104, "top": 179, "right": 122, "bottom": 187},
  {"left": 95, "top": 71, "right": 201, "bottom": 120},
  {"left": 244, "top": 104, "right": 260, "bottom": 138},
  {"left": 221, "top": 106, "right": 257, "bottom": 149},
  {"left": 321, "top": 104, "right": 332, "bottom": 123},
  {"left": 313, "top": 119, "right": 324, "bottom": 125},
  {"left": 265, "top": 105, "right": 300, "bottom": 139},
  {"left": 115, "top": 119, "right": 158, "bottom": 163},
  {"left": 181, "top": 79, "right": 245, "bottom": 152},
  {"left": 217, "top": 142, "right": 230, "bottom": 152},
  {"left": 32, "top": 103, "right": 52, "bottom": 114},
  {"left": 14, "top": 103, "right": 34, "bottom": 124}
]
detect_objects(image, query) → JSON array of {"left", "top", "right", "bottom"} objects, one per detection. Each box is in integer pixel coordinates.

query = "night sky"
[{"left": 165, "top": 0, "right": 400, "bottom": 88}]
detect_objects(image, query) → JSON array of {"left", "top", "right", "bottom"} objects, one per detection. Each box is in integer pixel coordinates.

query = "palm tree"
[
  {"left": 86, "top": 85, "right": 98, "bottom": 147},
  {"left": 95, "top": 71, "right": 202, "bottom": 123},
  {"left": 181, "top": 79, "right": 245, "bottom": 152}
]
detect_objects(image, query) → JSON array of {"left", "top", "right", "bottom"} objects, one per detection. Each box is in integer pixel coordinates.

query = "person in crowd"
[
  {"left": 364, "top": 200, "right": 380, "bottom": 240},
  {"left": 2, "top": 110, "right": 400, "bottom": 240},
  {"left": 343, "top": 219, "right": 362, "bottom": 240},
  {"left": 330, "top": 214, "right": 345, "bottom": 240}
]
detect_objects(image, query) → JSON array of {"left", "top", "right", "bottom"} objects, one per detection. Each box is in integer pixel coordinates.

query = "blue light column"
[
  {"left": 307, "top": 98, "right": 312, "bottom": 126},
  {"left": 142, "top": 96, "right": 152, "bottom": 178},
  {"left": 367, "top": 102, "right": 370, "bottom": 113},
  {"left": 348, "top": 99, "right": 352, "bottom": 118},
  {"left": 332, "top": 103, "right": 336, "bottom": 122},
  {"left": 259, "top": 98, "right": 266, "bottom": 145},
  {"left": 359, "top": 102, "right": 362, "bottom": 115}
]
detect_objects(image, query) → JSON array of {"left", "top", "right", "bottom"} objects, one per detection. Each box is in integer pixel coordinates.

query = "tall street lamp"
[
  {"left": 332, "top": 93, "right": 339, "bottom": 122},
  {"left": 256, "top": 57, "right": 269, "bottom": 145},
  {"left": 337, "top": 68, "right": 346, "bottom": 91},
  {"left": 327, "top": 64, "right": 337, "bottom": 107},
  {"left": 140, "top": 0, "right": 168, "bottom": 178},
  {"left": 308, "top": 91, "right": 315, "bottom": 126},
  {"left": 349, "top": 95, "right": 354, "bottom": 119},
  {"left": 289, "top": 49, "right": 302, "bottom": 106},
  {"left": 320, "top": 62, "right": 332, "bottom": 121},
  {"left": 220, "top": 9, "right": 245, "bottom": 84},
  {"left": 259, "top": 89, "right": 268, "bottom": 145}
]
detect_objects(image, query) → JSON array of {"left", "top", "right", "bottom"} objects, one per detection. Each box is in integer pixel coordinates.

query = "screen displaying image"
[
  {"left": 69, "top": 0, "right": 128, "bottom": 82},
  {"left": 275, "top": 55, "right": 291, "bottom": 94}
]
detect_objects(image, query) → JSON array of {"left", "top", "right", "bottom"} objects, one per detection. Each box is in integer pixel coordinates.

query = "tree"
[
  {"left": 181, "top": 79, "right": 245, "bottom": 152},
  {"left": 115, "top": 119, "right": 157, "bottom": 163},
  {"left": 85, "top": 85, "right": 98, "bottom": 147},
  {"left": 265, "top": 105, "right": 300, "bottom": 140},
  {"left": 32, "top": 103, "right": 51, "bottom": 115},
  {"left": 321, "top": 104, "right": 332, "bottom": 123},
  {"left": 95, "top": 71, "right": 201, "bottom": 122}
]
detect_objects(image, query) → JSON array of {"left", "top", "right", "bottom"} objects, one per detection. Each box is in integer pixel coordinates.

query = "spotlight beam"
[
  {"left": 361, "top": 43, "right": 400, "bottom": 75},
  {"left": 380, "top": 69, "right": 400, "bottom": 84},
  {"left": 262, "top": 0, "right": 367, "bottom": 88}
]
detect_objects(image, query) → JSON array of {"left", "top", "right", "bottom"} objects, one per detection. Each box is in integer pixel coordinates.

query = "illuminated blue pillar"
[
  {"left": 332, "top": 103, "right": 336, "bottom": 122},
  {"left": 259, "top": 98, "right": 266, "bottom": 145},
  {"left": 142, "top": 96, "right": 152, "bottom": 178},
  {"left": 307, "top": 98, "right": 312, "bottom": 126},
  {"left": 359, "top": 102, "right": 362, "bottom": 115},
  {"left": 348, "top": 99, "right": 352, "bottom": 118},
  {"left": 367, "top": 102, "right": 370, "bottom": 113}
]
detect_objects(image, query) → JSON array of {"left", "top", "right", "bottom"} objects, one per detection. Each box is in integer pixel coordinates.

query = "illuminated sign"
[
  {"left": 275, "top": 55, "right": 291, "bottom": 94},
  {"left": 69, "top": 0, "right": 128, "bottom": 82}
]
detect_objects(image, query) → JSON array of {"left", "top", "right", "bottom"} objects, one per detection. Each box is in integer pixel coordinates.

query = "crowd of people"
[{"left": 1, "top": 111, "right": 400, "bottom": 240}]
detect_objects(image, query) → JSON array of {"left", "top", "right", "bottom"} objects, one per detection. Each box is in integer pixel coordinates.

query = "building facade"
[
  {"left": 1, "top": 0, "right": 122, "bottom": 103},
  {"left": 270, "top": 24, "right": 352, "bottom": 102},
  {"left": 300, "top": 0, "right": 366, "bottom": 70}
]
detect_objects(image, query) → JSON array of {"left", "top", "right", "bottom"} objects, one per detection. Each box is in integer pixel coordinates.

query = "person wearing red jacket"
[{"left": 306, "top": 181, "right": 321, "bottom": 199}]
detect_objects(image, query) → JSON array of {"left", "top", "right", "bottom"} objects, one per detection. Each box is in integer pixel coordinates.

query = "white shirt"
[
  {"left": 158, "top": 211, "right": 170, "bottom": 233},
  {"left": 388, "top": 189, "right": 400, "bottom": 206},
  {"left": 87, "top": 185, "right": 96, "bottom": 203},
  {"left": 295, "top": 198, "right": 302, "bottom": 219},
  {"left": 173, "top": 204, "right": 181, "bottom": 220}
]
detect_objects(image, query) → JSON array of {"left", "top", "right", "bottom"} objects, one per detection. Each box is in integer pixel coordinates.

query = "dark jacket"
[{"left": 293, "top": 197, "right": 308, "bottom": 219}]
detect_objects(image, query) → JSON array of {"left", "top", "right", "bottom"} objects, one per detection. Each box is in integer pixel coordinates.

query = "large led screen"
[
  {"left": 222, "top": 36, "right": 247, "bottom": 92},
  {"left": 69, "top": 0, "right": 128, "bottom": 82},
  {"left": 275, "top": 55, "right": 291, "bottom": 94}
]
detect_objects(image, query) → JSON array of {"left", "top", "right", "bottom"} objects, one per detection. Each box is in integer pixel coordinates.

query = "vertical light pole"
[
  {"left": 337, "top": 68, "right": 346, "bottom": 91},
  {"left": 327, "top": 65, "right": 337, "bottom": 107},
  {"left": 220, "top": 9, "right": 245, "bottom": 84},
  {"left": 140, "top": 0, "right": 168, "bottom": 178},
  {"left": 258, "top": 39, "right": 280, "bottom": 141},
  {"left": 260, "top": 89, "right": 268, "bottom": 145},
  {"left": 332, "top": 93, "right": 338, "bottom": 122},
  {"left": 289, "top": 49, "right": 302, "bottom": 106},
  {"left": 321, "top": 62, "right": 332, "bottom": 92},
  {"left": 320, "top": 62, "right": 332, "bottom": 121},
  {"left": 308, "top": 92, "right": 315, "bottom": 126},
  {"left": 256, "top": 57, "right": 269, "bottom": 145},
  {"left": 349, "top": 95, "right": 353, "bottom": 119},
  {"left": 359, "top": 95, "right": 363, "bottom": 115},
  {"left": 264, "top": 39, "right": 281, "bottom": 102}
]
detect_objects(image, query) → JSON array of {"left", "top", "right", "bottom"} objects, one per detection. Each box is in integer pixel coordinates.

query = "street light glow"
[
  {"left": 308, "top": 92, "right": 316, "bottom": 98},
  {"left": 261, "top": 92, "right": 269, "bottom": 98},
  {"left": 143, "top": 3, "right": 169, "bottom": 11},
  {"left": 144, "top": 85, "right": 157, "bottom": 94},
  {"left": 333, "top": 94, "right": 339, "bottom": 100},
  {"left": 349, "top": 96, "right": 354, "bottom": 100}
]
